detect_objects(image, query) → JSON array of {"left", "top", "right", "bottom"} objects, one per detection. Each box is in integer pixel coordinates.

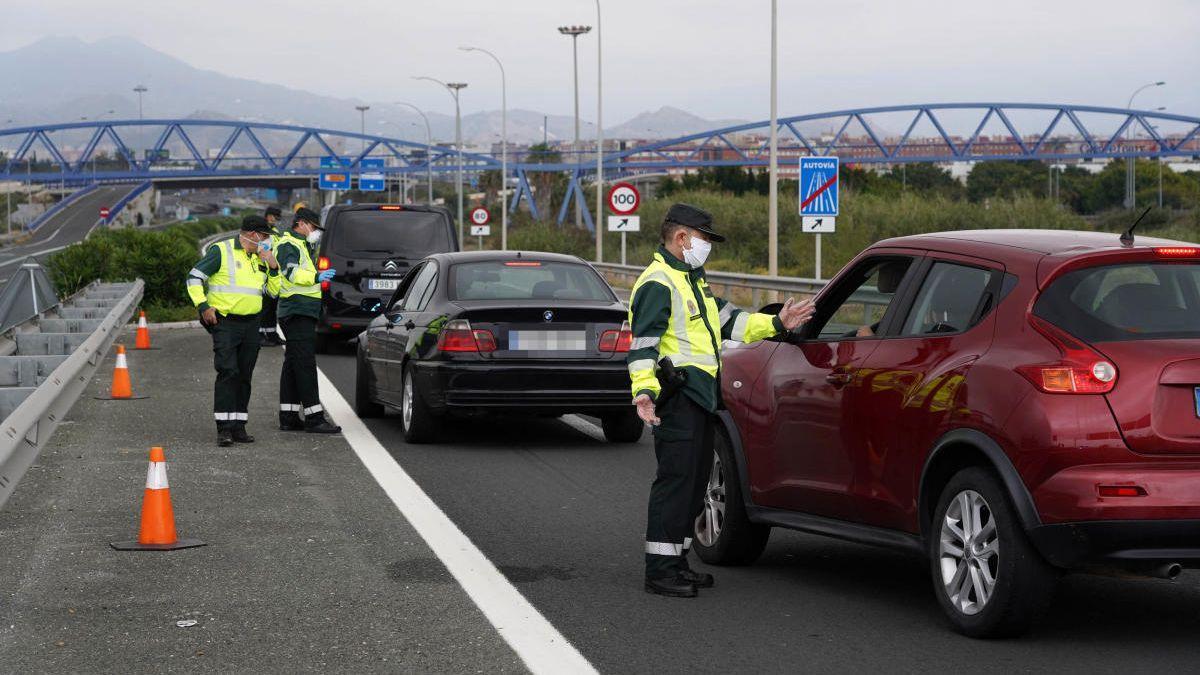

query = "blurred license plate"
[
  {"left": 509, "top": 330, "right": 586, "bottom": 350},
  {"left": 368, "top": 279, "right": 399, "bottom": 290}
]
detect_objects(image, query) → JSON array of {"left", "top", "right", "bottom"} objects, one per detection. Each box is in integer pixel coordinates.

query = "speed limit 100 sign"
[
  {"left": 607, "top": 183, "right": 640, "bottom": 215},
  {"left": 469, "top": 206, "right": 491, "bottom": 225}
]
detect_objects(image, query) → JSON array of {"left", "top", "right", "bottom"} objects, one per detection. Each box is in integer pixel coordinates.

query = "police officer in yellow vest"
[
  {"left": 275, "top": 207, "right": 340, "bottom": 433},
  {"left": 187, "top": 215, "right": 282, "bottom": 446},
  {"left": 629, "top": 203, "right": 815, "bottom": 597}
]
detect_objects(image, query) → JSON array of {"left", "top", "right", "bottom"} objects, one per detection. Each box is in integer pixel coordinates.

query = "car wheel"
[
  {"left": 600, "top": 408, "right": 644, "bottom": 443},
  {"left": 400, "top": 364, "right": 439, "bottom": 444},
  {"left": 693, "top": 430, "right": 770, "bottom": 566},
  {"left": 354, "top": 347, "right": 384, "bottom": 418},
  {"left": 929, "top": 467, "right": 1057, "bottom": 638}
]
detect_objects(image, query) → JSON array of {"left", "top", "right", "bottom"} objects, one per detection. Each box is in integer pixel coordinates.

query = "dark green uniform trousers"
[
  {"left": 645, "top": 393, "right": 715, "bottom": 579},
  {"left": 259, "top": 296, "right": 279, "bottom": 340},
  {"left": 211, "top": 313, "right": 261, "bottom": 431},
  {"left": 278, "top": 315, "right": 324, "bottom": 425}
]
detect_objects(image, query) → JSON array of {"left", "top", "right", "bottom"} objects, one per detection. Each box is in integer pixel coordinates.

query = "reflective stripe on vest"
[
  {"left": 628, "top": 256, "right": 721, "bottom": 375},
  {"left": 278, "top": 232, "right": 322, "bottom": 299},
  {"left": 204, "top": 238, "right": 266, "bottom": 315}
]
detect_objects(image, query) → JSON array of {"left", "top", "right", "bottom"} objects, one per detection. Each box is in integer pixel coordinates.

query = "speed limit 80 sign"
[{"left": 607, "top": 183, "right": 640, "bottom": 215}]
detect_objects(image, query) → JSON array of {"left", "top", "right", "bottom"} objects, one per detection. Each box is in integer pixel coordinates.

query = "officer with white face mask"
[{"left": 627, "top": 203, "right": 815, "bottom": 597}]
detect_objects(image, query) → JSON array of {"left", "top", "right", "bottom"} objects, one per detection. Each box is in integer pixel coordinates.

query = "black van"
[{"left": 315, "top": 204, "right": 458, "bottom": 351}]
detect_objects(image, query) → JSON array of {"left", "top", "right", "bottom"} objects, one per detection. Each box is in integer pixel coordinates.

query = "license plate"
[
  {"left": 368, "top": 278, "right": 399, "bottom": 291},
  {"left": 509, "top": 330, "right": 587, "bottom": 351}
]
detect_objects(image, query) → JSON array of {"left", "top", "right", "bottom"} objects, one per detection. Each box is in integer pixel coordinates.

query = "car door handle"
[{"left": 825, "top": 372, "right": 851, "bottom": 387}]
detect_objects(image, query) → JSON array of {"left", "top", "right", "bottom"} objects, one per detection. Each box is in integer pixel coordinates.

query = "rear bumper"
[
  {"left": 1033, "top": 462, "right": 1200, "bottom": 522},
  {"left": 411, "top": 359, "right": 632, "bottom": 413},
  {"left": 1029, "top": 519, "right": 1200, "bottom": 568}
]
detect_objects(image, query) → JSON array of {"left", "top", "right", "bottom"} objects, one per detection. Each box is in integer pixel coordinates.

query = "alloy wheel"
[
  {"left": 402, "top": 372, "right": 413, "bottom": 430},
  {"left": 938, "top": 489, "right": 1000, "bottom": 615},
  {"left": 695, "top": 451, "right": 726, "bottom": 547}
]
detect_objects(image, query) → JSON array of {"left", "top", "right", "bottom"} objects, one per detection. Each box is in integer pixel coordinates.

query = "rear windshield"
[
  {"left": 329, "top": 210, "right": 452, "bottom": 259},
  {"left": 449, "top": 261, "right": 615, "bottom": 302},
  {"left": 1033, "top": 263, "right": 1200, "bottom": 342}
]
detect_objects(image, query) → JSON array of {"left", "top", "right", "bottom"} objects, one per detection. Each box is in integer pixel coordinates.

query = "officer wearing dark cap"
[
  {"left": 186, "top": 215, "right": 281, "bottom": 446},
  {"left": 258, "top": 205, "right": 285, "bottom": 347},
  {"left": 627, "top": 202, "right": 815, "bottom": 597},
  {"left": 274, "top": 207, "right": 340, "bottom": 433}
]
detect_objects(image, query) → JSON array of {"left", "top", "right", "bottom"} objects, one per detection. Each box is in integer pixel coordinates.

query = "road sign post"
[
  {"left": 799, "top": 157, "right": 839, "bottom": 280},
  {"left": 607, "top": 183, "right": 641, "bottom": 266},
  {"left": 469, "top": 207, "right": 491, "bottom": 250}
]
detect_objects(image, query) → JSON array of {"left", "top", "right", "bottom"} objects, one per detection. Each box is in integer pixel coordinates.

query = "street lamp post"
[
  {"left": 461, "top": 46, "right": 509, "bottom": 250},
  {"left": 394, "top": 102, "right": 435, "bottom": 205},
  {"left": 415, "top": 77, "right": 467, "bottom": 243},
  {"left": 355, "top": 105, "right": 370, "bottom": 155},
  {"left": 133, "top": 85, "right": 148, "bottom": 166},
  {"left": 1124, "top": 81, "right": 1165, "bottom": 209},
  {"left": 594, "top": 0, "right": 603, "bottom": 262},
  {"left": 767, "top": 0, "right": 779, "bottom": 278},
  {"left": 559, "top": 25, "right": 591, "bottom": 230}
]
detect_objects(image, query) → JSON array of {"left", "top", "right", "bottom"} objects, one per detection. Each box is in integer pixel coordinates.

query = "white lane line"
[
  {"left": 316, "top": 367, "right": 597, "bottom": 675},
  {"left": 560, "top": 414, "right": 607, "bottom": 443}
]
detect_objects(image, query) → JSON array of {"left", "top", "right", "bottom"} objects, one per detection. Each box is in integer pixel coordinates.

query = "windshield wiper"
[{"left": 352, "top": 248, "right": 395, "bottom": 253}]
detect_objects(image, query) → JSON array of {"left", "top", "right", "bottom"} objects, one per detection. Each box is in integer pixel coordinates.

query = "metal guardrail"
[
  {"left": 198, "top": 230, "right": 238, "bottom": 255},
  {"left": 26, "top": 183, "right": 99, "bottom": 232},
  {"left": 592, "top": 261, "right": 829, "bottom": 309},
  {"left": 0, "top": 278, "right": 144, "bottom": 508}
]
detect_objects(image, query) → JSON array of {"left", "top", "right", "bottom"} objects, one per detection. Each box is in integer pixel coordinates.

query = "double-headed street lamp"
[
  {"left": 558, "top": 25, "right": 591, "bottom": 230},
  {"left": 395, "top": 101, "right": 435, "bottom": 205},
  {"left": 133, "top": 85, "right": 148, "bottom": 165},
  {"left": 415, "top": 77, "right": 467, "bottom": 243},
  {"left": 593, "top": 0, "right": 604, "bottom": 262},
  {"left": 460, "top": 46, "right": 509, "bottom": 250},
  {"left": 355, "top": 105, "right": 371, "bottom": 154},
  {"left": 1124, "top": 80, "right": 1165, "bottom": 209}
]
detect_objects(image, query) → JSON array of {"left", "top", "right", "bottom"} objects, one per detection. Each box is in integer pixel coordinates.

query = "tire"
[
  {"left": 354, "top": 347, "right": 384, "bottom": 418},
  {"left": 693, "top": 429, "right": 770, "bottom": 566},
  {"left": 928, "top": 467, "right": 1058, "bottom": 638},
  {"left": 400, "top": 364, "right": 439, "bottom": 443},
  {"left": 315, "top": 332, "right": 332, "bottom": 354},
  {"left": 601, "top": 408, "right": 644, "bottom": 443}
]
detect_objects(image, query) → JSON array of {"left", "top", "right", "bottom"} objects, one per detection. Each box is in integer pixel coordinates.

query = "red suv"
[{"left": 697, "top": 229, "right": 1200, "bottom": 637}]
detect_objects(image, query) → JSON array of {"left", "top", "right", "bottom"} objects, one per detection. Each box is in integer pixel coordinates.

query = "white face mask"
[
  {"left": 306, "top": 230, "right": 322, "bottom": 245},
  {"left": 240, "top": 234, "right": 261, "bottom": 252},
  {"left": 682, "top": 235, "right": 711, "bottom": 269}
]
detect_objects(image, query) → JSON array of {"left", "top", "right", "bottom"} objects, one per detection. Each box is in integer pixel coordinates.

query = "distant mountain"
[{"left": 0, "top": 36, "right": 761, "bottom": 148}]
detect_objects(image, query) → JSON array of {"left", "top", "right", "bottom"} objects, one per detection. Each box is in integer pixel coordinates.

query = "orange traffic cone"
[
  {"left": 134, "top": 310, "right": 152, "bottom": 350},
  {"left": 111, "top": 447, "right": 205, "bottom": 551},
  {"left": 96, "top": 344, "right": 148, "bottom": 400}
]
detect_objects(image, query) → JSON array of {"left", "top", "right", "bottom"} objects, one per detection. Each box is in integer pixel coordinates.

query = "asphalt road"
[
  {"left": 319, "top": 346, "right": 1200, "bottom": 673},
  {"left": 0, "top": 185, "right": 134, "bottom": 280}
]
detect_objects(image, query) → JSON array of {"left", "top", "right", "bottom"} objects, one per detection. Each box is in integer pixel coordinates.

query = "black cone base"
[{"left": 110, "top": 538, "right": 206, "bottom": 551}]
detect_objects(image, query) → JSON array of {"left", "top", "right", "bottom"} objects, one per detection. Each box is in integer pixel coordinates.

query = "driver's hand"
[
  {"left": 634, "top": 394, "right": 660, "bottom": 426},
  {"left": 856, "top": 325, "right": 874, "bottom": 337}
]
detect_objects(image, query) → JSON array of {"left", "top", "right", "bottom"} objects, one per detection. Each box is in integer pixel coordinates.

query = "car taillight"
[
  {"left": 436, "top": 319, "right": 496, "bottom": 353},
  {"left": 1098, "top": 485, "right": 1147, "bottom": 497},
  {"left": 317, "top": 256, "right": 331, "bottom": 270},
  {"left": 380, "top": 205, "right": 403, "bottom": 211},
  {"left": 599, "top": 321, "right": 633, "bottom": 352},
  {"left": 1155, "top": 247, "right": 1198, "bottom": 257},
  {"left": 1016, "top": 315, "right": 1117, "bottom": 394}
]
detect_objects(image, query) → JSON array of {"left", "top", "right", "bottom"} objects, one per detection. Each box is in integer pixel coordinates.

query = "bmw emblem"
[{"left": 543, "top": 310, "right": 554, "bottom": 322}]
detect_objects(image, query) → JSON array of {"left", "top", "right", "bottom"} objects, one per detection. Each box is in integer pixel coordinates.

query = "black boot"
[
  {"left": 231, "top": 426, "right": 255, "bottom": 443},
  {"left": 679, "top": 555, "right": 715, "bottom": 588},
  {"left": 279, "top": 413, "right": 305, "bottom": 431},
  {"left": 644, "top": 575, "right": 698, "bottom": 598},
  {"left": 217, "top": 429, "right": 233, "bottom": 447},
  {"left": 305, "top": 416, "right": 341, "bottom": 434}
]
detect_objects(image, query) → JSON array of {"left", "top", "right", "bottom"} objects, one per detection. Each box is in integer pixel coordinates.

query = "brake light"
[
  {"left": 504, "top": 261, "right": 542, "bottom": 267},
  {"left": 317, "top": 256, "right": 331, "bottom": 271},
  {"left": 1098, "top": 485, "right": 1147, "bottom": 497},
  {"left": 380, "top": 205, "right": 403, "bottom": 211},
  {"left": 436, "top": 319, "right": 496, "bottom": 353},
  {"left": 1016, "top": 316, "right": 1118, "bottom": 394},
  {"left": 1155, "top": 247, "right": 1198, "bottom": 257},
  {"left": 599, "top": 321, "right": 633, "bottom": 352},
  {"left": 321, "top": 281, "right": 330, "bottom": 291}
]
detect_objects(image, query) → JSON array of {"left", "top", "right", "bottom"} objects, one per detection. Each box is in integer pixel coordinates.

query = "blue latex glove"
[
  {"left": 318, "top": 269, "right": 336, "bottom": 282},
  {"left": 258, "top": 240, "right": 271, "bottom": 252}
]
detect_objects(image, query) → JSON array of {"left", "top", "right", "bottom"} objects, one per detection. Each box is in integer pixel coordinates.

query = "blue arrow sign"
[
  {"left": 358, "top": 157, "right": 385, "bottom": 192},
  {"left": 799, "top": 156, "right": 839, "bottom": 217}
]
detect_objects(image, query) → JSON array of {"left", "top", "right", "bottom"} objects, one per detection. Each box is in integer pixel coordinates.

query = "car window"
[
  {"left": 449, "top": 260, "right": 616, "bottom": 302},
  {"left": 1033, "top": 263, "right": 1200, "bottom": 342},
  {"left": 899, "top": 262, "right": 995, "bottom": 336},
  {"left": 809, "top": 257, "right": 915, "bottom": 340},
  {"left": 328, "top": 210, "right": 453, "bottom": 260},
  {"left": 401, "top": 263, "right": 437, "bottom": 311}
]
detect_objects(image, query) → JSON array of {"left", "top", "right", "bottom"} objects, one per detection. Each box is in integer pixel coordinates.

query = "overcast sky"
[{"left": 4, "top": 0, "right": 1197, "bottom": 123}]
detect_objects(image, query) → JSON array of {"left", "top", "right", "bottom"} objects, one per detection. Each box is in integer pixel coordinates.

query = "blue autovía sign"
[
  {"left": 799, "top": 156, "right": 839, "bottom": 217},
  {"left": 319, "top": 156, "right": 351, "bottom": 190},
  {"left": 359, "top": 157, "right": 385, "bottom": 192}
]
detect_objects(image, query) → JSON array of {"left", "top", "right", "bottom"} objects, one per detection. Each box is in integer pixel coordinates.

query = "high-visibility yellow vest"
[
  {"left": 202, "top": 238, "right": 269, "bottom": 316},
  {"left": 628, "top": 256, "right": 722, "bottom": 380},
  {"left": 277, "top": 231, "right": 321, "bottom": 300}
]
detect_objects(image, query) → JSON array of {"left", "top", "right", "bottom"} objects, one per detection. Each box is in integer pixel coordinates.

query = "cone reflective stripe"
[
  {"left": 111, "top": 447, "right": 205, "bottom": 551},
  {"left": 110, "top": 344, "right": 132, "bottom": 398},
  {"left": 135, "top": 310, "right": 152, "bottom": 350}
]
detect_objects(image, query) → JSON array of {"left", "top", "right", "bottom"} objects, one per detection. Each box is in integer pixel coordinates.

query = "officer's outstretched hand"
[
  {"left": 634, "top": 394, "right": 660, "bottom": 426},
  {"left": 777, "top": 297, "right": 817, "bottom": 331}
]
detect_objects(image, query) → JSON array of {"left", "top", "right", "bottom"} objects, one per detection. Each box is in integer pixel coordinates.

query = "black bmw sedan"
[{"left": 354, "top": 250, "right": 643, "bottom": 444}]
